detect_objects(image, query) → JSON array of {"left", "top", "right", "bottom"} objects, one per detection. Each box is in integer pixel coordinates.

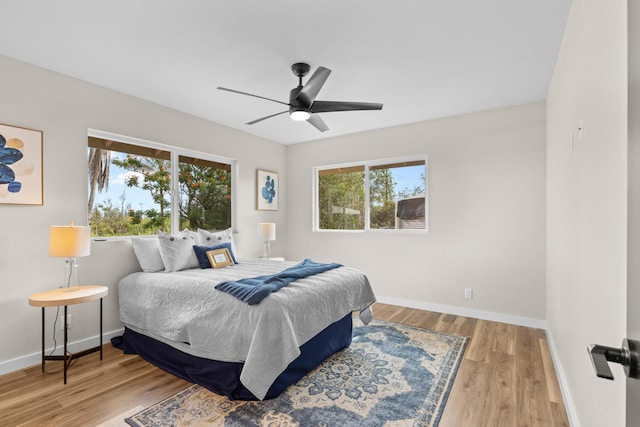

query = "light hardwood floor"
[
  {"left": 1, "top": 303, "right": 569, "bottom": 426},
  {"left": 374, "top": 304, "right": 570, "bottom": 427}
]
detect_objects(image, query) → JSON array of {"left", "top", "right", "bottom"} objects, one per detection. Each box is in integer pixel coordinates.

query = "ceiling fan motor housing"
[
  {"left": 290, "top": 63, "right": 312, "bottom": 118},
  {"left": 289, "top": 86, "right": 309, "bottom": 117}
]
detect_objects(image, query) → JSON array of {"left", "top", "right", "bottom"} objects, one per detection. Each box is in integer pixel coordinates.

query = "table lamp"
[
  {"left": 257, "top": 222, "right": 276, "bottom": 259},
  {"left": 49, "top": 221, "right": 91, "bottom": 289}
]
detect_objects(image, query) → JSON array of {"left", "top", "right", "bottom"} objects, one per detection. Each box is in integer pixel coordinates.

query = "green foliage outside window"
[
  {"left": 88, "top": 138, "right": 232, "bottom": 237},
  {"left": 178, "top": 157, "right": 231, "bottom": 231},
  {"left": 318, "top": 168, "right": 365, "bottom": 230},
  {"left": 111, "top": 155, "right": 172, "bottom": 234},
  {"left": 317, "top": 160, "right": 426, "bottom": 231},
  {"left": 369, "top": 168, "right": 397, "bottom": 229}
]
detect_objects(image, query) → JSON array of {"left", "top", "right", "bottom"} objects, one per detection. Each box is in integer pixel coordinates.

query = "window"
[
  {"left": 318, "top": 165, "right": 365, "bottom": 230},
  {"left": 88, "top": 132, "right": 234, "bottom": 237},
  {"left": 315, "top": 157, "right": 426, "bottom": 231},
  {"left": 178, "top": 155, "right": 231, "bottom": 231}
]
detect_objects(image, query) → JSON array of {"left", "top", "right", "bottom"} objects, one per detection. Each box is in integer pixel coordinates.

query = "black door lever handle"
[
  {"left": 588, "top": 344, "right": 624, "bottom": 379},
  {"left": 588, "top": 339, "right": 640, "bottom": 380}
]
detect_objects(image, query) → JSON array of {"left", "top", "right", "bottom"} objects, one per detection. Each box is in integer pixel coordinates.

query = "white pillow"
[
  {"left": 181, "top": 228, "right": 200, "bottom": 244},
  {"left": 198, "top": 228, "right": 239, "bottom": 259},
  {"left": 131, "top": 237, "right": 165, "bottom": 272},
  {"left": 157, "top": 229, "right": 199, "bottom": 272}
]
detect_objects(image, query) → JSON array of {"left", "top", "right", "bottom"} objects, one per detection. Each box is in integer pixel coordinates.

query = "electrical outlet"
[
  {"left": 464, "top": 288, "right": 473, "bottom": 299},
  {"left": 60, "top": 314, "right": 72, "bottom": 330}
]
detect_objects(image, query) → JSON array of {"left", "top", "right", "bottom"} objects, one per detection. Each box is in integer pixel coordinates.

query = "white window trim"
[
  {"left": 313, "top": 155, "right": 428, "bottom": 233},
  {"left": 88, "top": 129, "right": 238, "bottom": 239}
]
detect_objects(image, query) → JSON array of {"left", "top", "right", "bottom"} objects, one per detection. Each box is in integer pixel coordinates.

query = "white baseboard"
[
  {"left": 376, "top": 295, "right": 547, "bottom": 329},
  {"left": 0, "top": 328, "right": 124, "bottom": 376},
  {"left": 545, "top": 330, "right": 579, "bottom": 427}
]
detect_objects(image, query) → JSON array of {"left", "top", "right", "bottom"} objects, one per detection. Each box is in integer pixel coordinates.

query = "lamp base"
[
  {"left": 63, "top": 257, "right": 80, "bottom": 288},
  {"left": 262, "top": 241, "right": 272, "bottom": 259}
]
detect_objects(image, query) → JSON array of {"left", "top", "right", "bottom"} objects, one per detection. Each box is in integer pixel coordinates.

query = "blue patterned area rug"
[{"left": 126, "top": 319, "right": 468, "bottom": 427}]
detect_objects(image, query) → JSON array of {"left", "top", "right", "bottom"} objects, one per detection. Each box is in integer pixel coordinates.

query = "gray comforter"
[{"left": 118, "top": 258, "right": 376, "bottom": 400}]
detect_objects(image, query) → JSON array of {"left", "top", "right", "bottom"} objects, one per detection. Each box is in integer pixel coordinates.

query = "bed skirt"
[{"left": 113, "top": 313, "right": 353, "bottom": 400}]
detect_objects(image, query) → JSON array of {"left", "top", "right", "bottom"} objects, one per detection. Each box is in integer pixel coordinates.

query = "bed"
[{"left": 117, "top": 257, "right": 376, "bottom": 401}]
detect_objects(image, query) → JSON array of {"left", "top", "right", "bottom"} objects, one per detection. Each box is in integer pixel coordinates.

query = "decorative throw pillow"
[
  {"left": 157, "top": 229, "right": 200, "bottom": 272},
  {"left": 180, "top": 228, "right": 200, "bottom": 245},
  {"left": 198, "top": 228, "right": 239, "bottom": 259},
  {"left": 193, "top": 243, "right": 238, "bottom": 268},
  {"left": 130, "top": 237, "right": 165, "bottom": 272}
]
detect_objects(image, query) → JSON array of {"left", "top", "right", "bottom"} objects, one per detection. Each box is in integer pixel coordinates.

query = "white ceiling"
[{"left": 0, "top": 1, "right": 571, "bottom": 145}]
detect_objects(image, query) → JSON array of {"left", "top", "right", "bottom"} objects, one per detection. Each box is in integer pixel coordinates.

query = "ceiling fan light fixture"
[
  {"left": 218, "top": 62, "right": 383, "bottom": 132},
  {"left": 290, "top": 110, "right": 310, "bottom": 121}
]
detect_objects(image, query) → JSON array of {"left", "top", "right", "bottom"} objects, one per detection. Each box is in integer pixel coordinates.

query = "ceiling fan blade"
[
  {"left": 310, "top": 101, "right": 383, "bottom": 113},
  {"left": 217, "top": 87, "right": 290, "bottom": 106},
  {"left": 307, "top": 114, "right": 329, "bottom": 132},
  {"left": 247, "top": 111, "right": 288, "bottom": 125},
  {"left": 296, "top": 66, "right": 331, "bottom": 107}
]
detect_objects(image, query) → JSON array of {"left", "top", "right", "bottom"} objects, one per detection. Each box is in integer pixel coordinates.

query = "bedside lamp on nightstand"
[
  {"left": 49, "top": 221, "right": 90, "bottom": 289},
  {"left": 257, "top": 222, "right": 276, "bottom": 259}
]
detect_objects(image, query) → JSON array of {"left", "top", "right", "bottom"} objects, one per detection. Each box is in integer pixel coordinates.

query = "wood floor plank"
[
  {"left": 516, "top": 377, "right": 554, "bottom": 427},
  {"left": 550, "top": 401, "right": 571, "bottom": 427},
  {"left": 465, "top": 320, "right": 496, "bottom": 363},
  {"left": 481, "top": 351, "right": 517, "bottom": 426},
  {"left": 1, "top": 302, "right": 570, "bottom": 426},
  {"left": 539, "top": 338, "right": 564, "bottom": 404},
  {"left": 516, "top": 325, "right": 546, "bottom": 381},
  {"left": 492, "top": 322, "right": 517, "bottom": 355},
  {"left": 437, "top": 359, "right": 491, "bottom": 426}
]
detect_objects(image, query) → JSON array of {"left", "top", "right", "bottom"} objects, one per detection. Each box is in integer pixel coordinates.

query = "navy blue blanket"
[{"left": 215, "top": 258, "right": 342, "bottom": 305}]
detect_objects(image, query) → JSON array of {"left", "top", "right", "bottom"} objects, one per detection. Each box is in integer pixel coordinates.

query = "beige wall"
[
  {"left": 546, "top": 0, "right": 628, "bottom": 426},
  {"left": 286, "top": 102, "right": 547, "bottom": 325},
  {"left": 0, "top": 55, "right": 288, "bottom": 371}
]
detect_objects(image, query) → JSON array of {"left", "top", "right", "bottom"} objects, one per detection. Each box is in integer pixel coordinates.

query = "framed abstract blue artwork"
[
  {"left": 0, "top": 123, "right": 43, "bottom": 205},
  {"left": 256, "top": 169, "right": 278, "bottom": 211}
]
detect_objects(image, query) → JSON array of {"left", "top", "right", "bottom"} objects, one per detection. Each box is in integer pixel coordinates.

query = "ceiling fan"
[{"left": 217, "top": 63, "right": 383, "bottom": 132}]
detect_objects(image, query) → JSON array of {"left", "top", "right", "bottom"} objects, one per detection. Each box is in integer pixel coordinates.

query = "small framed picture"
[
  {"left": 256, "top": 169, "right": 278, "bottom": 211},
  {"left": 206, "top": 248, "right": 233, "bottom": 268}
]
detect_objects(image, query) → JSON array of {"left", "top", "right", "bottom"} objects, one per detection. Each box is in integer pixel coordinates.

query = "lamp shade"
[
  {"left": 49, "top": 222, "right": 91, "bottom": 257},
  {"left": 257, "top": 222, "right": 276, "bottom": 241}
]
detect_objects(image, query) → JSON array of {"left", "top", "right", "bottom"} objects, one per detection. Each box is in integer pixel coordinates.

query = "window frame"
[
  {"left": 88, "top": 129, "right": 237, "bottom": 239},
  {"left": 313, "top": 155, "right": 428, "bottom": 233}
]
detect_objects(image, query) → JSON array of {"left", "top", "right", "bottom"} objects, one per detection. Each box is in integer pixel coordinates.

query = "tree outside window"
[
  {"left": 318, "top": 166, "right": 365, "bottom": 230},
  {"left": 178, "top": 155, "right": 231, "bottom": 231},
  {"left": 317, "top": 159, "right": 426, "bottom": 231},
  {"left": 88, "top": 136, "right": 233, "bottom": 237}
]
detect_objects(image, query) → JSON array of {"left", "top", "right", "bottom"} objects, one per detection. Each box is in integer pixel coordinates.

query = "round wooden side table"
[{"left": 29, "top": 285, "right": 108, "bottom": 384}]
